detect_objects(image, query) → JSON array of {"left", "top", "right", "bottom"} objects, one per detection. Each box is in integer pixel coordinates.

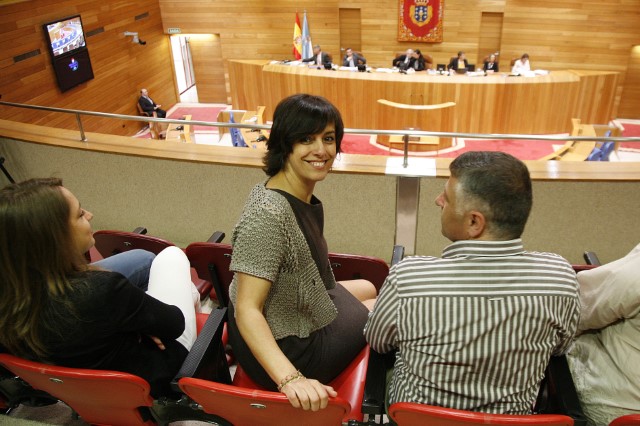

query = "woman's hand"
[
  {"left": 235, "top": 273, "right": 339, "bottom": 410},
  {"left": 281, "top": 377, "right": 337, "bottom": 411}
]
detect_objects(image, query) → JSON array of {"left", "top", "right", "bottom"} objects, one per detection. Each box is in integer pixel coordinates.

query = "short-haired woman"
[{"left": 228, "top": 94, "right": 377, "bottom": 411}]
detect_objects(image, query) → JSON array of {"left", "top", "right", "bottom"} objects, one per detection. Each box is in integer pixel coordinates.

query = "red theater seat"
[
  {"left": 328, "top": 252, "right": 390, "bottom": 292},
  {"left": 0, "top": 313, "right": 216, "bottom": 425},
  {"left": 610, "top": 414, "right": 640, "bottom": 426},
  {"left": 185, "top": 241, "right": 234, "bottom": 306},
  {"left": 92, "top": 228, "right": 225, "bottom": 299},
  {"left": 388, "top": 402, "right": 574, "bottom": 425},
  {"left": 179, "top": 345, "right": 370, "bottom": 425},
  {"left": 0, "top": 354, "right": 156, "bottom": 426}
]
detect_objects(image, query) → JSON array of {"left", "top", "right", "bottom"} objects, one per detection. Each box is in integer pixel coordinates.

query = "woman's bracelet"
[{"left": 277, "top": 370, "right": 304, "bottom": 392}]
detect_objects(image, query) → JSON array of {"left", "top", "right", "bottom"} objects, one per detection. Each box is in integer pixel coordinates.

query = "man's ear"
[{"left": 466, "top": 210, "right": 486, "bottom": 239}]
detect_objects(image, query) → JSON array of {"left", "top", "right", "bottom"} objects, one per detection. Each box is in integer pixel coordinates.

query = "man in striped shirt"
[{"left": 364, "top": 151, "right": 580, "bottom": 414}]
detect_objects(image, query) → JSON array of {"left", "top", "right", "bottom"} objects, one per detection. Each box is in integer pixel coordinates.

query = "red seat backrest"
[
  {"left": 0, "top": 353, "right": 154, "bottom": 426},
  {"left": 93, "top": 230, "right": 174, "bottom": 259},
  {"left": 328, "top": 252, "right": 389, "bottom": 292},
  {"left": 609, "top": 414, "right": 640, "bottom": 426},
  {"left": 185, "top": 242, "right": 234, "bottom": 306},
  {"left": 389, "top": 402, "right": 574, "bottom": 426}
]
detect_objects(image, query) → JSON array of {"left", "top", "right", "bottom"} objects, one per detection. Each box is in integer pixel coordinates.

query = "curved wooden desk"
[{"left": 228, "top": 60, "right": 618, "bottom": 135}]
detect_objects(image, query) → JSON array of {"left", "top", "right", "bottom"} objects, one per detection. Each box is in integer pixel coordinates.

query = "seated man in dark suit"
[
  {"left": 393, "top": 48, "right": 415, "bottom": 69},
  {"left": 410, "top": 49, "right": 426, "bottom": 71},
  {"left": 448, "top": 51, "right": 469, "bottom": 72},
  {"left": 302, "top": 45, "right": 331, "bottom": 66},
  {"left": 342, "top": 48, "right": 366, "bottom": 67},
  {"left": 138, "top": 88, "right": 166, "bottom": 118}
]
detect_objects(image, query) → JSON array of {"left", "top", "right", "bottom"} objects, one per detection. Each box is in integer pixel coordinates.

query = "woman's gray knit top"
[{"left": 229, "top": 182, "right": 338, "bottom": 340}]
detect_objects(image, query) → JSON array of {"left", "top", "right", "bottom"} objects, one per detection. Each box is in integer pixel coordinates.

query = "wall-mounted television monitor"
[
  {"left": 43, "top": 15, "right": 87, "bottom": 58},
  {"left": 43, "top": 15, "right": 94, "bottom": 92},
  {"left": 51, "top": 49, "right": 94, "bottom": 92}
]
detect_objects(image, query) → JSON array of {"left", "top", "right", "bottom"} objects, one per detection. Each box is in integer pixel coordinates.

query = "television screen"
[
  {"left": 51, "top": 49, "right": 94, "bottom": 92},
  {"left": 43, "top": 15, "right": 86, "bottom": 57}
]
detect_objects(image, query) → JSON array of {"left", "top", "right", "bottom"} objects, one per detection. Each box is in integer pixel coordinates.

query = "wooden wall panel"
[
  {"left": 618, "top": 45, "right": 640, "bottom": 119},
  {"left": 478, "top": 12, "right": 503, "bottom": 69},
  {"left": 2, "top": 0, "right": 638, "bottom": 131},
  {"left": 187, "top": 35, "right": 226, "bottom": 103},
  {"left": 339, "top": 8, "right": 362, "bottom": 53},
  {"left": 160, "top": 0, "right": 638, "bottom": 119},
  {"left": 0, "top": 0, "right": 177, "bottom": 136},
  {"left": 499, "top": 0, "right": 640, "bottom": 116}
]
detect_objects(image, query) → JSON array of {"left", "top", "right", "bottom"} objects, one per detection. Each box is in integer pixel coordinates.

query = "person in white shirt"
[
  {"left": 567, "top": 243, "right": 640, "bottom": 426},
  {"left": 511, "top": 53, "right": 530, "bottom": 74}
]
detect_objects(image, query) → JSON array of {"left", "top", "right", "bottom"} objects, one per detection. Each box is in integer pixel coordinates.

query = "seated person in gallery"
[
  {"left": 392, "top": 48, "right": 415, "bottom": 69},
  {"left": 511, "top": 53, "right": 531, "bottom": 75},
  {"left": 365, "top": 151, "right": 580, "bottom": 414},
  {"left": 0, "top": 178, "right": 201, "bottom": 398},
  {"left": 567, "top": 243, "right": 640, "bottom": 425},
  {"left": 342, "top": 48, "right": 366, "bottom": 67},
  {"left": 228, "top": 94, "right": 377, "bottom": 411},
  {"left": 483, "top": 54, "right": 499, "bottom": 73},
  {"left": 448, "top": 51, "right": 469, "bottom": 72},
  {"left": 138, "top": 88, "right": 167, "bottom": 118},
  {"left": 302, "top": 45, "right": 331, "bottom": 66}
]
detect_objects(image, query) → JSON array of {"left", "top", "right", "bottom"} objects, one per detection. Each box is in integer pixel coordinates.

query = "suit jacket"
[
  {"left": 393, "top": 55, "right": 415, "bottom": 69},
  {"left": 343, "top": 53, "right": 366, "bottom": 67},
  {"left": 483, "top": 60, "right": 499, "bottom": 72},
  {"left": 138, "top": 96, "right": 158, "bottom": 115},
  {"left": 412, "top": 56, "right": 426, "bottom": 71},
  {"left": 448, "top": 58, "right": 469, "bottom": 71},
  {"left": 302, "top": 52, "right": 331, "bottom": 65}
]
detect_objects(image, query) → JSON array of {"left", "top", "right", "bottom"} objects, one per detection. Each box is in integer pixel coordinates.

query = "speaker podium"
[{"left": 375, "top": 99, "right": 456, "bottom": 152}]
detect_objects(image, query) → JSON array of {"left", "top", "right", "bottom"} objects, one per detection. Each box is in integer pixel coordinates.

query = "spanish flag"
[{"left": 293, "top": 12, "right": 302, "bottom": 60}]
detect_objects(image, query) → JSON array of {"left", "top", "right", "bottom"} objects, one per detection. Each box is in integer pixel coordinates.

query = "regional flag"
[
  {"left": 293, "top": 12, "right": 302, "bottom": 59},
  {"left": 302, "top": 11, "right": 313, "bottom": 60}
]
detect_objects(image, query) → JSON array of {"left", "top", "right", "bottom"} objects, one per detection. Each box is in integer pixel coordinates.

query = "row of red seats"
[
  {"left": 87, "top": 227, "right": 393, "bottom": 303},
  {"left": 1, "top": 231, "right": 633, "bottom": 425}
]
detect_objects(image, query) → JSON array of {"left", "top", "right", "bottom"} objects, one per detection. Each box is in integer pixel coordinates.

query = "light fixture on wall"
[{"left": 123, "top": 31, "right": 146, "bottom": 45}]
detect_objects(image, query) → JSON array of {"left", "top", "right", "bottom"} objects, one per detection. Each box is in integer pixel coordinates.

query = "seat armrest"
[
  {"left": 361, "top": 349, "right": 395, "bottom": 417},
  {"left": 535, "top": 355, "right": 587, "bottom": 426},
  {"left": 583, "top": 251, "right": 601, "bottom": 266},
  {"left": 207, "top": 231, "right": 226, "bottom": 243},
  {"left": 391, "top": 245, "right": 405, "bottom": 266},
  {"left": 171, "top": 308, "right": 231, "bottom": 393}
]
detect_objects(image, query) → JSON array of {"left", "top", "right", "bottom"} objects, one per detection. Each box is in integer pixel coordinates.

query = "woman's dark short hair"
[
  {"left": 263, "top": 94, "right": 344, "bottom": 176},
  {"left": 522, "top": 53, "right": 529, "bottom": 60}
]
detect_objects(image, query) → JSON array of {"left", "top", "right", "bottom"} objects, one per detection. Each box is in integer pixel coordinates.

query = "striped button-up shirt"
[{"left": 364, "top": 239, "right": 580, "bottom": 414}]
